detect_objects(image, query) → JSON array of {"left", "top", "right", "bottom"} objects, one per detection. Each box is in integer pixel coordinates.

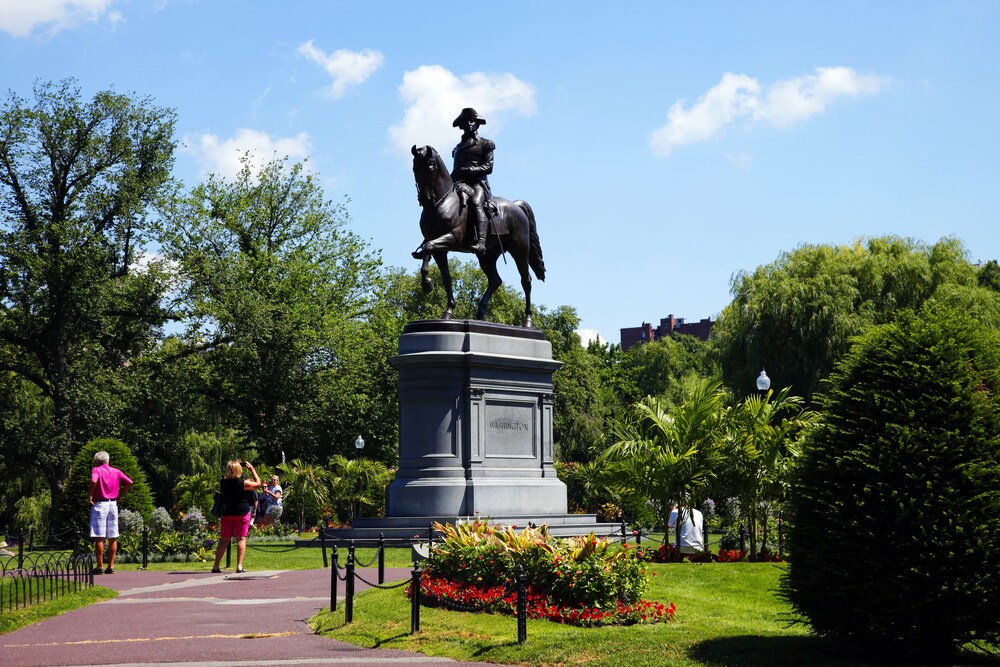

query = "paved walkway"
[{"left": 1, "top": 566, "right": 508, "bottom": 667}]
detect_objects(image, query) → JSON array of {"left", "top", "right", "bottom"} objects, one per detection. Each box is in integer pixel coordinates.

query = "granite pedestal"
[{"left": 333, "top": 320, "right": 614, "bottom": 539}]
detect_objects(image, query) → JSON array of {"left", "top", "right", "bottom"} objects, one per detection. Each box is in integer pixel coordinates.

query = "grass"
[
  {"left": 310, "top": 562, "right": 876, "bottom": 667},
  {"left": 0, "top": 585, "right": 117, "bottom": 635}
]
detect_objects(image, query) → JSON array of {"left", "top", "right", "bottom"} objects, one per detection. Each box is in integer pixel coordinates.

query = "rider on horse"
[{"left": 451, "top": 108, "right": 495, "bottom": 255}]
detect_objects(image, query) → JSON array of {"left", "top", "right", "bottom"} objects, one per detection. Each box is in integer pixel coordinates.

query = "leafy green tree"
[
  {"left": 712, "top": 236, "right": 984, "bottom": 403},
  {"left": 721, "top": 387, "right": 818, "bottom": 558},
  {"left": 0, "top": 79, "right": 176, "bottom": 522},
  {"left": 784, "top": 305, "right": 1000, "bottom": 660},
  {"left": 159, "top": 155, "right": 384, "bottom": 464},
  {"left": 977, "top": 259, "right": 1000, "bottom": 293},
  {"left": 55, "top": 438, "right": 154, "bottom": 536},
  {"left": 601, "top": 378, "right": 727, "bottom": 554}
]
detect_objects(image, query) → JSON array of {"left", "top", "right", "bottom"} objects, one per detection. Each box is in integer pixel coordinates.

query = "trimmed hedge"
[{"left": 784, "top": 305, "right": 1000, "bottom": 660}]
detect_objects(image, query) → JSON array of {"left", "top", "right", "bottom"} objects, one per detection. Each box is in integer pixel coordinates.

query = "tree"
[
  {"left": 721, "top": 387, "right": 818, "bottom": 558},
  {"left": 784, "top": 305, "right": 1000, "bottom": 660},
  {"left": 601, "top": 378, "right": 727, "bottom": 554},
  {"left": 159, "top": 155, "right": 385, "bottom": 464},
  {"left": 327, "top": 454, "right": 394, "bottom": 522},
  {"left": 0, "top": 79, "right": 176, "bottom": 523},
  {"left": 275, "top": 458, "right": 331, "bottom": 533},
  {"left": 712, "top": 236, "right": 983, "bottom": 403}
]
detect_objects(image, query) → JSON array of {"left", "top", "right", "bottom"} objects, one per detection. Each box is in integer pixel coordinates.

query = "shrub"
[
  {"left": 118, "top": 509, "right": 144, "bottom": 535},
  {"left": 419, "top": 521, "right": 666, "bottom": 626},
  {"left": 148, "top": 507, "right": 173, "bottom": 535},
  {"left": 784, "top": 305, "right": 1000, "bottom": 660},
  {"left": 179, "top": 507, "right": 207, "bottom": 534}
]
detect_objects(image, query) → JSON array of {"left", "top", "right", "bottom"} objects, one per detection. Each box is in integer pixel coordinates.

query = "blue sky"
[{"left": 2, "top": 1, "right": 998, "bottom": 345}]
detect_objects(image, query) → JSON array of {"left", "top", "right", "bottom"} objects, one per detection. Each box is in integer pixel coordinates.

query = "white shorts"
[{"left": 90, "top": 501, "right": 120, "bottom": 539}]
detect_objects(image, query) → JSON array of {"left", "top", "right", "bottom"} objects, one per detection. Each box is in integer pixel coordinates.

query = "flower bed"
[
  {"left": 639, "top": 543, "right": 784, "bottom": 563},
  {"left": 411, "top": 521, "right": 676, "bottom": 627}
]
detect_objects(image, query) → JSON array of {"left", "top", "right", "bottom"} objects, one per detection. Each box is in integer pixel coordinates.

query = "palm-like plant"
[
  {"left": 724, "top": 386, "right": 819, "bottom": 557},
  {"left": 174, "top": 472, "right": 219, "bottom": 517},
  {"left": 276, "top": 459, "right": 331, "bottom": 533},
  {"left": 328, "top": 455, "right": 395, "bottom": 522},
  {"left": 602, "top": 378, "right": 727, "bottom": 556}
]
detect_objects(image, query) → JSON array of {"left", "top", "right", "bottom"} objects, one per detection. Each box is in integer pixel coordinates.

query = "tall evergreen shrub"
[{"left": 784, "top": 305, "right": 1000, "bottom": 660}]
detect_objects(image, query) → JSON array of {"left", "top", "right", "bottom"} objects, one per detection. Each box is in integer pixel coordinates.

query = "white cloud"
[
  {"left": 181, "top": 129, "right": 313, "bottom": 181},
  {"left": 388, "top": 65, "right": 536, "bottom": 156},
  {"left": 755, "top": 66, "right": 888, "bottom": 127},
  {"left": 576, "top": 328, "right": 606, "bottom": 347},
  {"left": 0, "top": 0, "right": 122, "bottom": 38},
  {"left": 297, "top": 40, "right": 384, "bottom": 98},
  {"left": 650, "top": 67, "right": 888, "bottom": 157}
]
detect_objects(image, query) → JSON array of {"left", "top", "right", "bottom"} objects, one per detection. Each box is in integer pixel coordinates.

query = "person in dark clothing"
[{"left": 211, "top": 460, "right": 261, "bottom": 573}]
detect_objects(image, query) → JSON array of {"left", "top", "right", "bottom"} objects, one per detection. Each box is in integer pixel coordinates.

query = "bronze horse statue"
[{"left": 410, "top": 145, "right": 545, "bottom": 327}]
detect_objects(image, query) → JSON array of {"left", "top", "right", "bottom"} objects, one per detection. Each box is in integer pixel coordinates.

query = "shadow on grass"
[
  {"left": 689, "top": 635, "right": 870, "bottom": 666},
  {"left": 691, "top": 636, "right": 1000, "bottom": 667}
]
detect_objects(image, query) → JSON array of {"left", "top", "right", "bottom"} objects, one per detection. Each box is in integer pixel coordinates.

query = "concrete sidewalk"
[{"left": 0, "top": 566, "right": 507, "bottom": 667}]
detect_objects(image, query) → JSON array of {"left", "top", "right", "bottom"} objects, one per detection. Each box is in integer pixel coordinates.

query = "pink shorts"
[{"left": 220, "top": 513, "right": 252, "bottom": 539}]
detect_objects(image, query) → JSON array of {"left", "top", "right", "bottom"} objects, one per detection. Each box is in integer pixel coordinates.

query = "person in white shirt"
[{"left": 667, "top": 504, "right": 705, "bottom": 554}]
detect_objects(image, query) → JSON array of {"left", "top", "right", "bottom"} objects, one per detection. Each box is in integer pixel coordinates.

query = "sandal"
[
  {"left": 211, "top": 567, "right": 222, "bottom": 573},
  {"left": 235, "top": 568, "right": 246, "bottom": 574}
]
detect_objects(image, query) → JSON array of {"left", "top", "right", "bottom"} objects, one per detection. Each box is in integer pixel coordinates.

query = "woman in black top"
[{"left": 211, "top": 460, "right": 261, "bottom": 573}]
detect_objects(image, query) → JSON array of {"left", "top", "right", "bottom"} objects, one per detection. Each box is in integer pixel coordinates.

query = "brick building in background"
[{"left": 620, "top": 314, "right": 713, "bottom": 351}]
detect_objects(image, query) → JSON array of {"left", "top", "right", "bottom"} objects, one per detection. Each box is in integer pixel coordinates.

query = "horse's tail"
[{"left": 516, "top": 200, "right": 545, "bottom": 282}]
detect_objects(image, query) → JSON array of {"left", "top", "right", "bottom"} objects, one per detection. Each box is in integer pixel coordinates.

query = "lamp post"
[
  {"left": 756, "top": 369, "right": 771, "bottom": 394},
  {"left": 354, "top": 435, "right": 365, "bottom": 456}
]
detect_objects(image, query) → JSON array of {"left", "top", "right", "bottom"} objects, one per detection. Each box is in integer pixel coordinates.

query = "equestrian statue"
[{"left": 411, "top": 108, "right": 545, "bottom": 327}]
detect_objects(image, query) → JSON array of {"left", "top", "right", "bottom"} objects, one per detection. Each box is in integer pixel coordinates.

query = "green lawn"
[{"left": 308, "top": 563, "right": 887, "bottom": 667}]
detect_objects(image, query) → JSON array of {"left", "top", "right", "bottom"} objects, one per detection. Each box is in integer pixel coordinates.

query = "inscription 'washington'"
[{"left": 489, "top": 419, "right": 530, "bottom": 432}]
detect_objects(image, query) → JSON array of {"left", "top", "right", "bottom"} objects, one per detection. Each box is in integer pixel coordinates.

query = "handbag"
[{"left": 211, "top": 491, "right": 224, "bottom": 518}]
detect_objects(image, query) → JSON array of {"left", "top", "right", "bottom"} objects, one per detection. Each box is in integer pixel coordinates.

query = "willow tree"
[{"left": 712, "top": 236, "right": 986, "bottom": 403}]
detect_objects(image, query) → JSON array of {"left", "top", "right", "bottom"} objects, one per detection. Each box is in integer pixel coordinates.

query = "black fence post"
[
  {"left": 620, "top": 518, "right": 627, "bottom": 542},
  {"left": 410, "top": 561, "right": 422, "bottom": 634},
  {"left": 739, "top": 524, "right": 747, "bottom": 552},
  {"left": 703, "top": 521, "right": 710, "bottom": 555},
  {"left": 330, "top": 545, "right": 339, "bottom": 612},
  {"left": 142, "top": 528, "right": 149, "bottom": 570},
  {"left": 378, "top": 533, "right": 385, "bottom": 584},
  {"left": 28, "top": 528, "right": 34, "bottom": 551},
  {"left": 428, "top": 523, "right": 434, "bottom": 553},
  {"left": 516, "top": 564, "right": 527, "bottom": 644},
  {"left": 18, "top": 532, "right": 25, "bottom": 570},
  {"left": 320, "top": 529, "right": 328, "bottom": 569},
  {"left": 345, "top": 541, "right": 355, "bottom": 623}
]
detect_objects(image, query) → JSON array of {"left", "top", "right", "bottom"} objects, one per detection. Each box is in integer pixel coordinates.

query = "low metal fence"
[{"left": 0, "top": 548, "right": 97, "bottom": 615}]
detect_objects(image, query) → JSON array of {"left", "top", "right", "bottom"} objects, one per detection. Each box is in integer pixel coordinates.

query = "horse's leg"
[
  {"left": 476, "top": 250, "right": 503, "bottom": 321},
  {"left": 513, "top": 251, "right": 533, "bottom": 327},
  {"left": 433, "top": 249, "right": 455, "bottom": 320},
  {"left": 420, "top": 249, "right": 433, "bottom": 294}
]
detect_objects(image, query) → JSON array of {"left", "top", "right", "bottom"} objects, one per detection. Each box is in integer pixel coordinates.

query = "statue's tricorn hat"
[{"left": 453, "top": 107, "right": 486, "bottom": 127}]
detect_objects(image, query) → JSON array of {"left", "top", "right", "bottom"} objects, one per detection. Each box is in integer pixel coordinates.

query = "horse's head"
[{"left": 411, "top": 145, "right": 449, "bottom": 207}]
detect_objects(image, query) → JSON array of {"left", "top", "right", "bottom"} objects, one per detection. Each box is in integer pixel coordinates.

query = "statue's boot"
[{"left": 469, "top": 204, "right": 488, "bottom": 255}]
